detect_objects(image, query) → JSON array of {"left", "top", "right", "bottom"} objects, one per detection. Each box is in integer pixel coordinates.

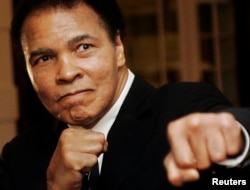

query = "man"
[{"left": 1, "top": 0, "right": 250, "bottom": 189}]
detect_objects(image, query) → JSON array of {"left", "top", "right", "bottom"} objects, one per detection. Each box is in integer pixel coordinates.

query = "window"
[{"left": 118, "top": 0, "right": 238, "bottom": 104}]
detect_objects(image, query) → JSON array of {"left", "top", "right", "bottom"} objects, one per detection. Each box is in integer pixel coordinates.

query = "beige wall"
[{"left": 0, "top": 0, "right": 18, "bottom": 153}]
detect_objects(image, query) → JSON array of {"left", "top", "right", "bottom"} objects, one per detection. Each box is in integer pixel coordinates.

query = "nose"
[{"left": 56, "top": 54, "right": 83, "bottom": 84}]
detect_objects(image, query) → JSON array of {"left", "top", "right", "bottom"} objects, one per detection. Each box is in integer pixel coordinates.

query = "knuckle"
[
  {"left": 219, "top": 113, "right": 235, "bottom": 129},
  {"left": 63, "top": 150, "right": 74, "bottom": 162},
  {"left": 86, "top": 154, "right": 98, "bottom": 164},
  {"left": 210, "top": 152, "right": 226, "bottom": 163},
  {"left": 96, "top": 132, "right": 105, "bottom": 142},
  {"left": 95, "top": 142, "right": 104, "bottom": 153},
  {"left": 187, "top": 116, "right": 202, "bottom": 132},
  {"left": 60, "top": 129, "right": 74, "bottom": 140},
  {"left": 168, "top": 120, "right": 184, "bottom": 136},
  {"left": 196, "top": 161, "right": 210, "bottom": 170}
]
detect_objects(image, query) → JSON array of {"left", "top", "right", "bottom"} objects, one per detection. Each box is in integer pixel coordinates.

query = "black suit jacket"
[{"left": 1, "top": 76, "right": 250, "bottom": 190}]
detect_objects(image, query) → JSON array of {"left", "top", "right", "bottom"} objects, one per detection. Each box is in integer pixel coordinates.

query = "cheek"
[
  {"left": 90, "top": 56, "right": 119, "bottom": 82},
  {"left": 37, "top": 85, "right": 54, "bottom": 107},
  {"left": 31, "top": 73, "right": 55, "bottom": 106},
  {"left": 27, "top": 63, "right": 54, "bottom": 89},
  {"left": 95, "top": 73, "right": 118, "bottom": 107},
  {"left": 95, "top": 69, "right": 118, "bottom": 93}
]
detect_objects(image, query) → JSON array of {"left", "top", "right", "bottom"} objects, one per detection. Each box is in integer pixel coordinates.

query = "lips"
[{"left": 56, "top": 89, "right": 92, "bottom": 102}]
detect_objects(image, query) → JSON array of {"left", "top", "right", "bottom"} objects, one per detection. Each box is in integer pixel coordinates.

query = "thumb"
[{"left": 164, "top": 153, "right": 200, "bottom": 186}]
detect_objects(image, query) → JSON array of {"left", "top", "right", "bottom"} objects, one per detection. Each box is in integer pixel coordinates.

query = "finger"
[
  {"left": 63, "top": 151, "right": 98, "bottom": 172},
  {"left": 206, "top": 126, "right": 227, "bottom": 163},
  {"left": 78, "top": 132, "right": 107, "bottom": 155},
  {"left": 78, "top": 139, "right": 107, "bottom": 155},
  {"left": 66, "top": 127, "right": 106, "bottom": 144},
  {"left": 104, "top": 141, "right": 108, "bottom": 152},
  {"left": 182, "top": 114, "right": 212, "bottom": 169},
  {"left": 219, "top": 114, "right": 243, "bottom": 156},
  {"left": 168, "top": 120, "right": 197, "bottom": 168},
  {"left": 60, "top": 128, "right": 106, "bottom": 155},
  {"left": 164, "top": 153, "right": 199, "bottom": 187},
  {"left": 188, "top": 129, "right": 210, "bottom": 170}
]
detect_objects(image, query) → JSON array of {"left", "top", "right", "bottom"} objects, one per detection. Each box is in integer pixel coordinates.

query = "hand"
[
  {"left": 164, "top": 112, "right": 243, "bottom": 186},
  {"left": 46, "top": 127, "right": 108, "bottom": 190}
]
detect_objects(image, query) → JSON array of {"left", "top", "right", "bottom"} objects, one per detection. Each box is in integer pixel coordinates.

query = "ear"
[{"left": 115, "top": 31, "right": 126, "bottom": 67}]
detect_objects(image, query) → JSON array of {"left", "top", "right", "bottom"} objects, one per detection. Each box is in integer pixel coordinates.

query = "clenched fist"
[
  {"left": 164, "top": 112, "right": 243, "bottom": 186},
  {"left": 46, "top": 127, "right": 108, "bottom": 190}
]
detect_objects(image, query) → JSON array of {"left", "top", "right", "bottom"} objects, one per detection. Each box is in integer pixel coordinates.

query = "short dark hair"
[{"left": 11, "top": 0, "right": 125, "bottom": 65}]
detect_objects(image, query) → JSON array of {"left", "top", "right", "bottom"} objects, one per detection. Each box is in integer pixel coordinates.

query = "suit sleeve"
[{"left": 223, "top": 107, "right": 250, "bottom": 169}]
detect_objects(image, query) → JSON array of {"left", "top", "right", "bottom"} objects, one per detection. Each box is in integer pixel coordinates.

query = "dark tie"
[{"left": 82, "top": 162, "right": 99, "bottom": 190}]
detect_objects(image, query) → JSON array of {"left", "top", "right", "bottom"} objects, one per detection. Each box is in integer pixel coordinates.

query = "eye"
[
  {"left": 77, "top": 44, "right": 91, "bottom": 52},
  {"left": 40, "top": 55, "right": 50, "bottom": 62},
  {"left": 31, "top": 55, "right": 53, "bottom": 66},
  {"left": 37, "top": 55, "right": 52, "bottom": 63}
]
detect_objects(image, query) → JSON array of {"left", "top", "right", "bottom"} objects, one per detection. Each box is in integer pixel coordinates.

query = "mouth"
[{"left": 56, "top": 89, "right": 92, "bottom": 102}]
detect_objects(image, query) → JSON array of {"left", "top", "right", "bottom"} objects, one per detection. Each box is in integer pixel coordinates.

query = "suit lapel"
[{"left": 99, "top": 77, "right": 156, "bottom": 189}]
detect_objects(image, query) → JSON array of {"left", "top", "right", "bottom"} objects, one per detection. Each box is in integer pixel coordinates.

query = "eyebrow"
[
  {"left": 67, "top": 34, "right": 97, "bottom": 47},
  {"left": 30, "top": 48, "right": 53, "bottom": 56}
]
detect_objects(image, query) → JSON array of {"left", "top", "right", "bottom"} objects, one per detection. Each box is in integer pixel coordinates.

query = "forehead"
[
  {"left": 20, "top": 3, "right": 105, "bottom": 48},
  {"left": 21, "top": 3, "right": 101, "bottom": 35}
]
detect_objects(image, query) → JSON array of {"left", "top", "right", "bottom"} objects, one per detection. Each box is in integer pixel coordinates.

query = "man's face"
[{"left": 21, "top": 4, "right": 127, "bottom": 127}]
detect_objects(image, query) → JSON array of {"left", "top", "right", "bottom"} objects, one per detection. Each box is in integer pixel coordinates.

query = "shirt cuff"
[{"left": 218, "top": 121, "right": 250, "bottom": 167}]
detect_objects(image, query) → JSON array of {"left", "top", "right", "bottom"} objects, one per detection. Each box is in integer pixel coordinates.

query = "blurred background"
[{"left": 1, "top": 0, "right": 250, "bottom": 152}]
